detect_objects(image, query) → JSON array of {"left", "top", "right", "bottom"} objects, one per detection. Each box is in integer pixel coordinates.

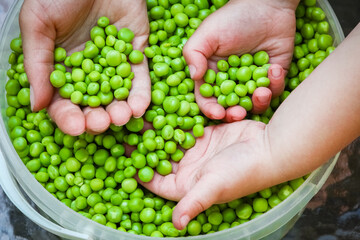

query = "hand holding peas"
[
  {"left": 183, "top": 0, "right": 299, "bottom": 121},
  {"left": 139, "top": 121, "right": 283, "bottom": 230},
  {"left": 20, "top": 0, "right": 151, "bottom": 135}
]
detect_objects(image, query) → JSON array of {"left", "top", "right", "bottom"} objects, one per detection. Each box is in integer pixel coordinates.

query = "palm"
[
  {"left": 141, "top": 120, "right": 278, "bottom": 229},
  {"left": 20, "top": 0, "right": 150, "bottom": 135},
  {"left": 191, "top": 0, "right": 295, "bottom": 71},
  {"left": 142, "top": 120, "right": 270, "bottom": 202}
]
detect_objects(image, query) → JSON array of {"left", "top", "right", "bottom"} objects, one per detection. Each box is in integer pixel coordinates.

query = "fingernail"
[
  {"left": 256, "top": 94, "right": 271, "bottom": 104},
  {"left": 270, "top": 66, "right": 282, "bottom": 78},
  {"left": 180, "top": 215, "right": 190, "bottom": 228},
  {"left": 188, "top": 65, "right": 196, "bottom": 79},
  {"left": 30, "top": 85, "right": 35, "bottom": 111}
]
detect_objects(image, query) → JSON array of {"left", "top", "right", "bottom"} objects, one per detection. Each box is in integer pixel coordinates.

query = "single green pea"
[
  {"left": 256, "top": 77, "right": 270, "bottom": 87},
  {"left": 54, "top": 47, "right": 67, "bottom": 62},
  {"left": 220, "top": 80, "right": 236, "bottom": 95},
  {"left": 138, "top": 166, "right": 155, "bottom": 183},
  {"left": 156, "top": 160, "right": 172, "bottom": 176},
  {"left": 217, "top": 59, "right": 229, "bottom": 72},
  {"left": 239, "top": 96, "right": 253, "bottom": 111},
  {"left": 129, "top": 50, "right": 144, "bottom": 64},
  {"left": 174, "top": 12, "right": 189, "bottom": 27},
  {"left": 10, "top": 37, "right": 22, "bottom": 53},
  {"left": 114, "top": 87, "right": 129, "bottom": 100},
  {"left": 17, "top": 88, "right": 30, "bottom": 106},
  {"left": 106, "top": 50, "right": 121, "bottom": 67},
  {"left": 118, "top": 28, "right": 135, "bottom": 43},
  {"left": 122, "top": 178, "right": 138, "bottom": 193},
  {"left": 301, "top": 23, "right": 315, "bottom": 40},
  {"left": 5, "top": 79, "right": 20, "bottom": 96},
  {"left": 278, "top": 185, "right": 294, "bottom": 200},
  {"left": 253, "top": 51, "right": 269, "bottom": 66}
]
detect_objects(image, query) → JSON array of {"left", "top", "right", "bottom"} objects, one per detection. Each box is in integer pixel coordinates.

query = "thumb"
[
  {"left": 182, "top": 22, "right": 217, "bottom": 80},
  {"left": 20, "top": 1, "right": 56, "bottom": 111},
  {"left": 172, "top": 175, "right": 222, "bottom": 230},
  {"left": 267, "top": 64, "right": 286, "bottom": 98}
]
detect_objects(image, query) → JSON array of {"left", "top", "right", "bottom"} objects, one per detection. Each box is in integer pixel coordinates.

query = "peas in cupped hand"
[
  {"left": 49, "top": 16, "right": 144, "bottom": 107},
  {"left": 199, "top": 51, "right": 270, "bottom": 114}
]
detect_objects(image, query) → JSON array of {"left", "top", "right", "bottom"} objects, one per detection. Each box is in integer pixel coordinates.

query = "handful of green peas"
[
  {"left": 199, "top": 51, "right": 270, "bottom": 112},
  {"left": 49, "top": 16, "right": 145, "bottom": 107},
  {"left": 4, "top": 0, "right": 335, "bottom": 237}
]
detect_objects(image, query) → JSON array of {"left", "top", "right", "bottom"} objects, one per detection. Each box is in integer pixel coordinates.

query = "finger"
[
  {"left": 106, "top": 101, "right": 132, "bottom": 126},
  {"left": 47, "top": 94, "right": 85, "bottom": 136},
  {"left": 224, "top": 106, "right": 247, "bottom": 122},
  {"left": 268, "top": 64, "right": 286, "bottom": 98},
  {"left": 182, "top": 22, "right": 217, "bottom": 80},
  {"left": 83, "top": 107, "right": 111, "bottom": 135},
  {"left": 127, "top": 60, "right": 151, "bottom": 117},
  {"left": 139, "top": 172, "right": 182, "bottom": 201},
  {"left": 194, "top": 80, "right": 226, "bottom": 119},
  {"left": 19, "top": 1, "right": 56, "bottom": 111},
  {"left": 172, "top": 175, "right": 223, "bottom": 230},
  {"left": 251, "top": 87, "right": 272, "bottom": 114}
]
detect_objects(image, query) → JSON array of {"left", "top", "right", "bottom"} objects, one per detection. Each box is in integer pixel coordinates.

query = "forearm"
[{"left": 267, "top": 23, "right": 360, "bottom": 181}]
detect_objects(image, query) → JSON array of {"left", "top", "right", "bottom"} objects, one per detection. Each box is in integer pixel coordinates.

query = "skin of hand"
[
  {"left": 141, "top": 23, "right": 360, "bottom": 230},
  {"left": 183, "top": 0, "right": 299, "bottom": 121},
  {"left": 19, "top": 0, "right": 150, "bottom": 135}
]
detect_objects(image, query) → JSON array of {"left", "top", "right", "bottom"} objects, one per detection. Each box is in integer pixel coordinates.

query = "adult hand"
[
  {"left": 183, "top": 0, "right": 299, "bottom": 121},
  {"left": 20, "top": 0, "right": 150, "bottom": 135},
  {"left": 140, "top": 121, "right": 285, "bottom": 230}
]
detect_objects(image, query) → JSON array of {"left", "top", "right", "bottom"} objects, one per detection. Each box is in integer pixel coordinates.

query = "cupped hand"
[
  {"left": 183, "top": 0, "right": 298, "bottom": 121},
  {"left": 140, "top": 121, "right": 283, "bottom": 230},
  {"left": 20, "top": 0, "right": 150, "bottom": 135}
]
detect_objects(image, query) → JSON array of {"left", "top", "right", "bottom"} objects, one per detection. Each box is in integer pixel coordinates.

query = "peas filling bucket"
[{"left": 0, "top": 0, "right": 344, "bottom": 239}]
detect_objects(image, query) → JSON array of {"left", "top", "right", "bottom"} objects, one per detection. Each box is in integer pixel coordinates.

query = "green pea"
[
  {"left": 5, "top": 79, "right": 20, "bottom": 96},
  {"left": 54, "top": 176, "right": 69, "bottom": 192},
  {"left": 278, "top": 185, "right": 294, "bottom": 200},
  {"left": 180, "top": 132, "right": 196, "bottom": 149},
  {"left": 114, "top": 87, "right": 129, "bottom": 101},
  {"left": 106, "top": 50, "right": 121, "bottom": 67},
  {"left": 138, "top": 167, "right": 155, "bottom": 183},
  {"left": 311, "top": 7, "right": 325, "bottom": 21},
  {"left": 174, "top": 12, "right": 189, "bottom": 27},
  {"left": 217, "top": 60, "right": 229, "bottom": 72},
  {"left": 268, "top": 194, "right": 282, "bottom": 208},
  {"left": 301, "top": 23, "right": 314, "bottom": 40},
  {"left": 166, "top": 74, "right": 182, "bottom": 87},
  {"left": 17, "top": 88, "right": 30, "bottom": 106},
  {"left": 116, "top": 62, "right": 132, "bottom": 78},
  {"left": 162, "top": 96, "right": 180, "bottom": 113},
  {"left": 122, "top": 178, "right": 138, "bottom": 193},
  {"left": 317, "top": 34, "right": 333, "bottom": 50},
  {"left": 156, "top": 160, "right": 172, "bottom": 175},
  {"left": 220, "top": 80, "right": 236, "bottom": 95},
  {"left": 253, "top": 51, "right": 269, "bottom": 66},
  {"left": 193, "top": 124, "right": 204, "bottom": 137},
  {"left": 256, "top": 77, "right": 270, "bottom": 87},
  {"left": 128, "top": 50, "right": 144, "bottom": 64},
  {"left": 252, "top": 198, "right": 268, "bottom": 213},
  {"left": 239, "top": 96, "right": 253, "bottom": 111},
  {"left": 54, "top": 47, "right": 67, "bottom": 62},
  {"left": 25, "top": 159, "right": 41, "bottom": 172},
  {"left": 118, "top": 28, "right": 135, "bottom": 43},
  {"left": 234, "top": 84, "right": 248, "bottom": 97}
]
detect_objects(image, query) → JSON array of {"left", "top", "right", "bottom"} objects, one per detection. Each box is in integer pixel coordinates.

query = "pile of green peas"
[
  {"left": 199, "top": 51, "right": 270, "bottom": 112},
  {"left": 4, "top": 0, "right": 334, "bottom": 237},
  {"left": 49, "top": 16, "right": 144, "bottom": 107}
]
